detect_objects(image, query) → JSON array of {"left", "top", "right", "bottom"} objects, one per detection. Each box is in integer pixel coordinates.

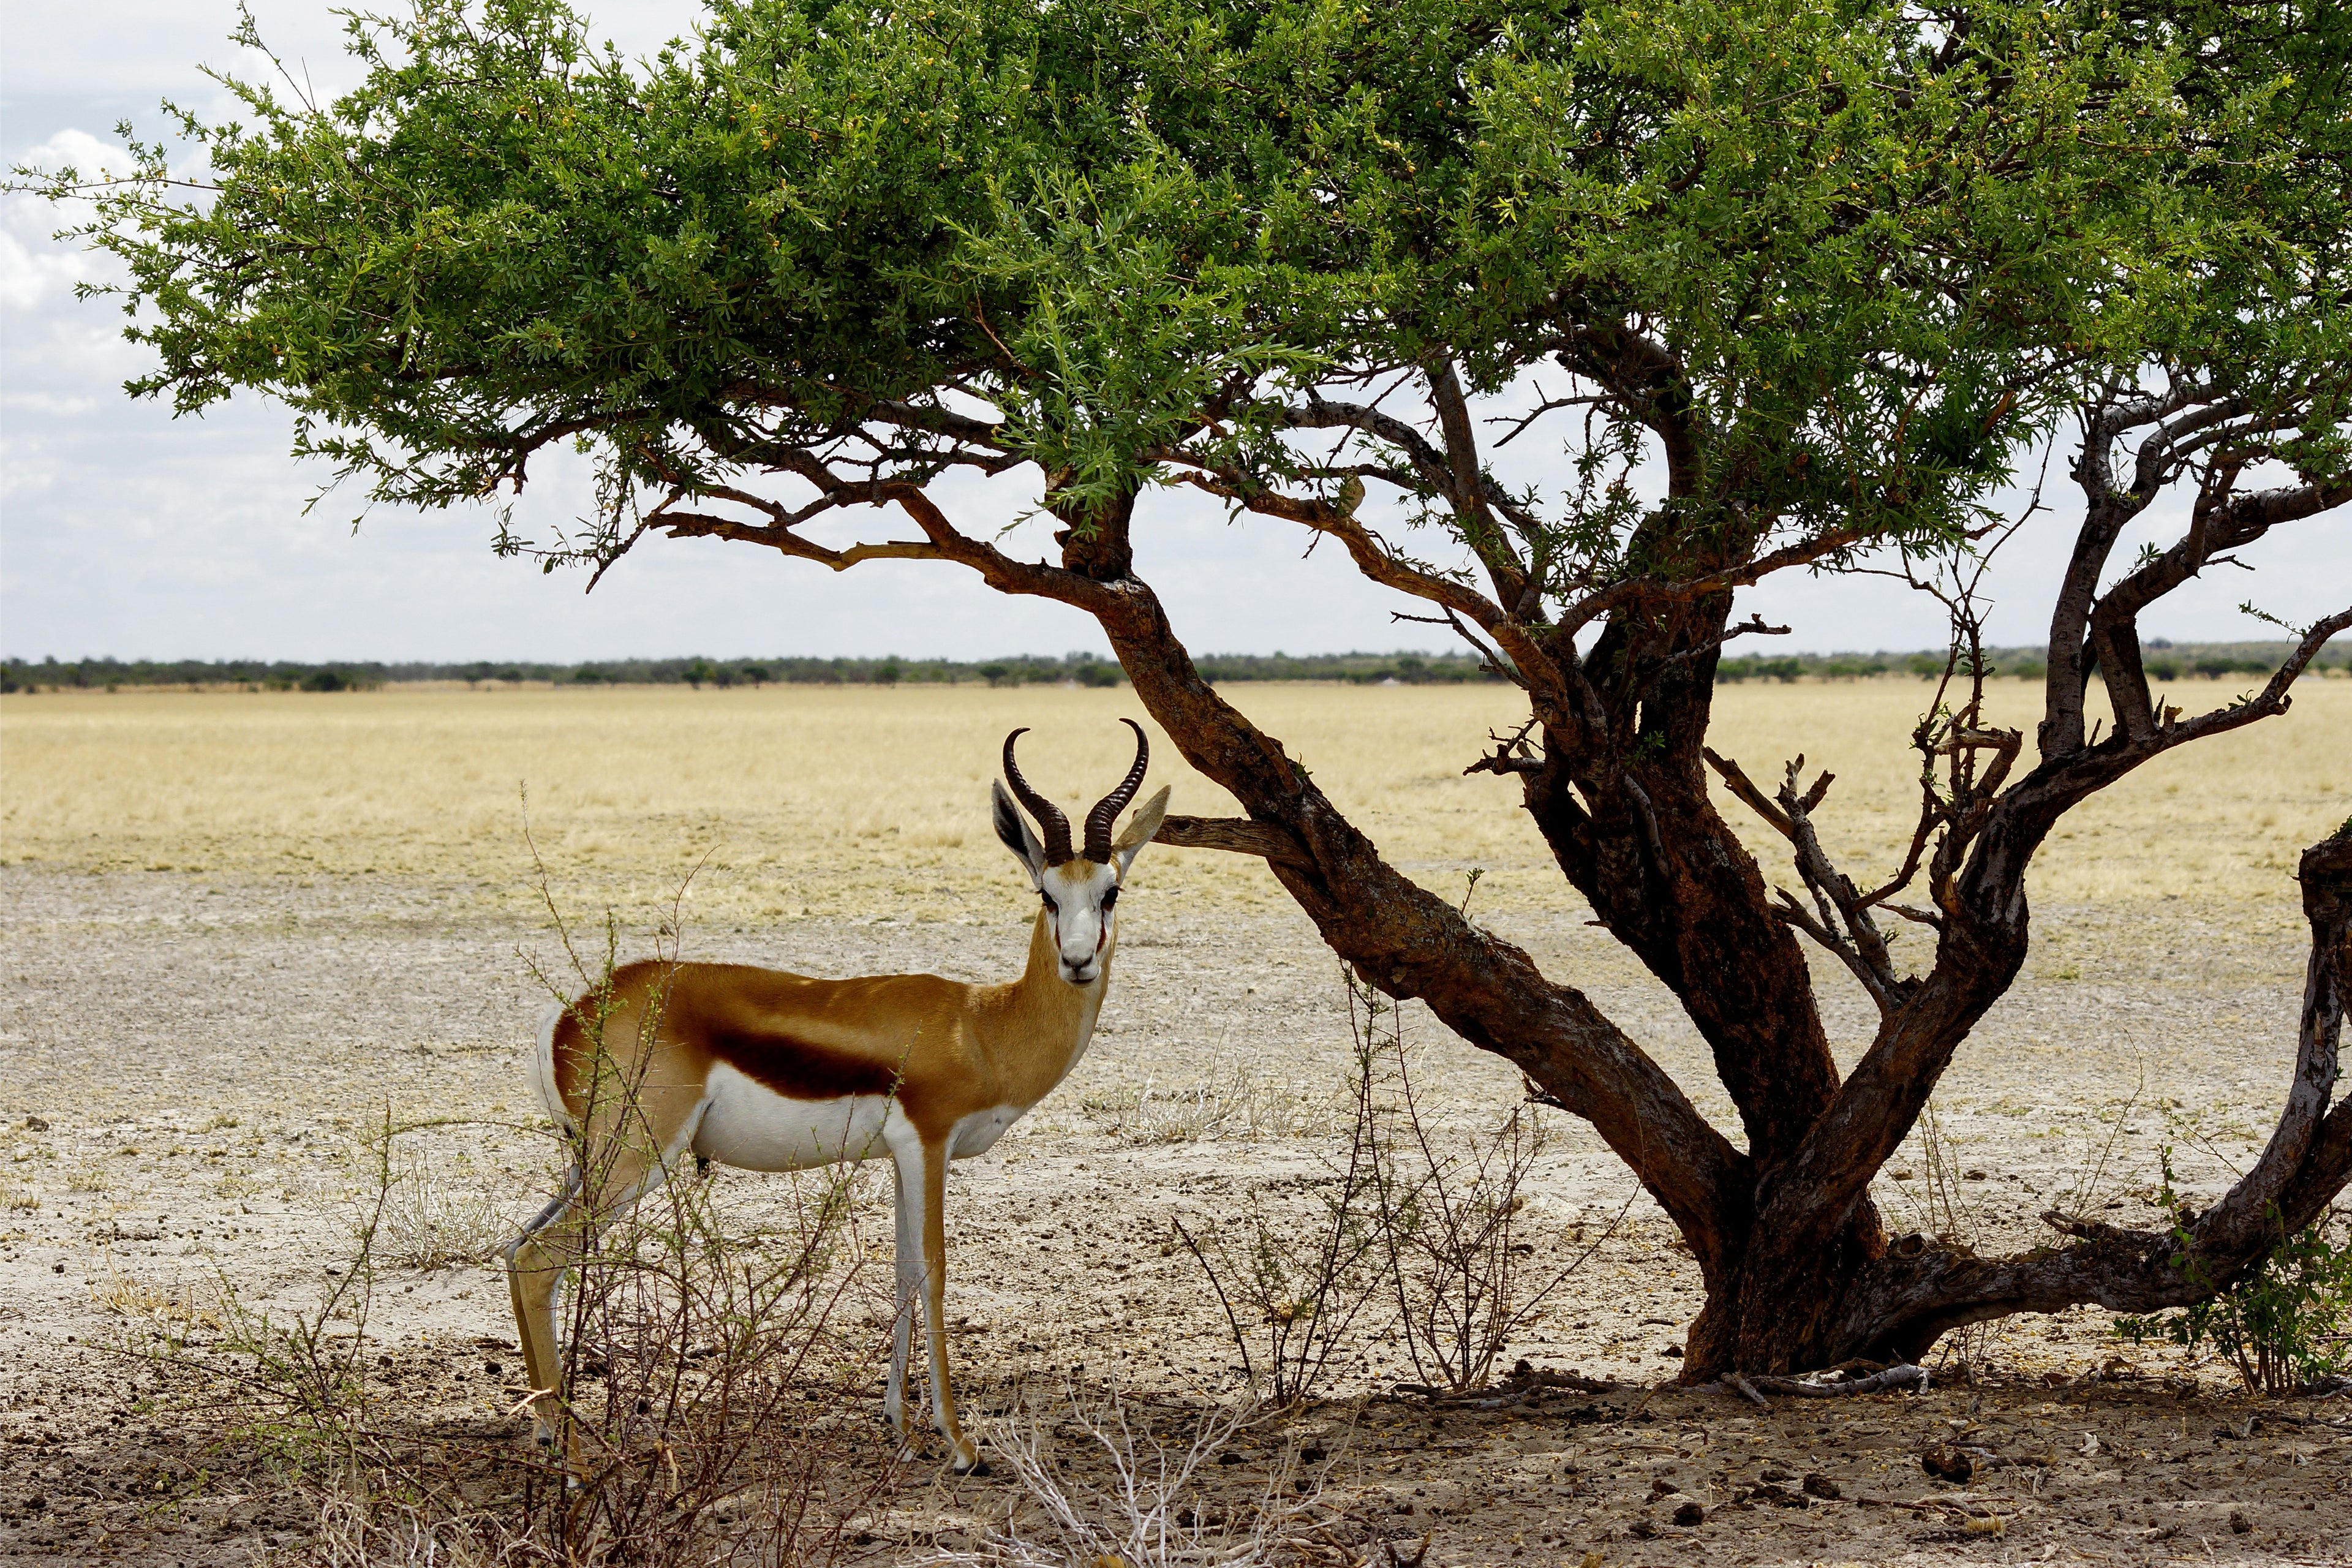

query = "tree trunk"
[
  {"left": 897, "top": 447, "right": 2350, "bottom": 1383},
  {"left": 1089, "top": 538, "right": 2348, "bottom": 1373}
]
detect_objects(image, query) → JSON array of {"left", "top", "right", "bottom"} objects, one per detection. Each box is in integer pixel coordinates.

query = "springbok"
[{"left": 506, "top": 721, "right": 1170, "bottom": 1474}]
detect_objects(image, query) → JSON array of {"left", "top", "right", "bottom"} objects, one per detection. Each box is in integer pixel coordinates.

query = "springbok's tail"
[{"left": 529, "top": 1001, "right": 578, "bottom": 1137}]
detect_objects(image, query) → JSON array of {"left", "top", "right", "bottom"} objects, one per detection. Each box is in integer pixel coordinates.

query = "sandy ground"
[{"left": 0, "top": 865, "right": 2346, "bottom": 1566}]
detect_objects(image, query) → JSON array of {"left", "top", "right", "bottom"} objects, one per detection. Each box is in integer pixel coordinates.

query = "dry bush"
[
  {"left": 1880, "top": 1099, "right": 1997, "bottom": 1374},
  {"left": 526, "top": 1150, "right": 895, "bottom": 1565},
  {"left": 357, "top": 1143, "right": 515, "bottom": 1270},
  {"left": 1885, "top": 1099, "right": 1989, "bottom": 1248},
  {"left": 216, "top": 1167, "right": 271, "bottom": 1201},
  {"left": 928, "top": 1384, "right": 1338, "bottom": 1568},
  {"left": 1175, "top": 972, "right": 1605, "bottom": 1404},
  {"left": 299, "top": 1491, "right": 533, "bottom": 1568},
  {"left": 2046, "top": 1065, "right": 2152, "bottom": 1226},
  {"left": 101, "top": 1106, "right": 899, "bottom": 1567},
  {"left": 1172, "top": 1023, "right": 1389, "bottom": 1406},
  {"left": 1082, "top": 1058, "right": 1340, "bottom": 1145},
  {"left": 1376, "top": 1098, "right": 1555, "bottom": 1396},
  {"left": 1355, "top": 979, "right": 1600, "bottom": 1397},
  {"left": 88, "top": 1258, "right": 225, "bottom": 1336}
]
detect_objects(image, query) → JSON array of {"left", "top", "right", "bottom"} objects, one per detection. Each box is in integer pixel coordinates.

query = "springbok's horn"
[
  {"left": 1002, "top": 728, "right": 1074, "bottom": 865},
  {"left": 1083, "top": 719, "right": 1150, "bottom": 863}
]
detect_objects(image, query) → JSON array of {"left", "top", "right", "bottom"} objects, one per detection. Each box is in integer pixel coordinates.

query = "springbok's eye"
[
  {"left": 1040, "top": 892, "right": 1058, "bottom": 914},
  {"left": 1101, "top": 886, "right": 1120, "bottom": 910}
]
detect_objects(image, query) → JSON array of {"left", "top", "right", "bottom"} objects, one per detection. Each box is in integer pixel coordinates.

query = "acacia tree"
[{"left": 34, "top": 0, "right": 2351, "bottom": 1374}]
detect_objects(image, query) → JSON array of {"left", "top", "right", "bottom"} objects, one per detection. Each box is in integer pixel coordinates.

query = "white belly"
[
  {"left": 691, "top": 1062, "right": 898, "bottom": 1172},
  {"left": 949, "top": 1104, "right": 1022, "bottom": 1159}
]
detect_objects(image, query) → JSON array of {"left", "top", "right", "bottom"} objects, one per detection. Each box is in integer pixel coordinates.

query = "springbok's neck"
[{"left": 1000, "top": 905, "right": 1109, "bottom": 1096}]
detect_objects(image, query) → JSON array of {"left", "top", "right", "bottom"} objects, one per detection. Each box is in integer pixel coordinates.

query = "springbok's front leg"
[
  {"left": 886, "top": 1138, "right": 982, "bottom": 1472},
  {"left": 884, "top": 1148, "right": 920, "bottom": 1448}
]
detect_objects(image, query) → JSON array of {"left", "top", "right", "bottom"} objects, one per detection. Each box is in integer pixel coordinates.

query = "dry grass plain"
[
  {"left": 4, "top": 675, "right": 2346, "bottom": 918},
  {"left": 1, "top": 677, "right": 2348, "bottom": 1567}
]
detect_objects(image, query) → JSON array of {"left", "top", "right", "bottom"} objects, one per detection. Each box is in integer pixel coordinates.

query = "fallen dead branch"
[
  {"left": 1389, "top": 1360, "right": 1613, "bottom": 1408},
  {"left": 1699, "top": 1363, "right": 1929, "bottom": 1405},
  {"left": 1747, "top": 1363, "right": 1929, "bottom": 1398}
]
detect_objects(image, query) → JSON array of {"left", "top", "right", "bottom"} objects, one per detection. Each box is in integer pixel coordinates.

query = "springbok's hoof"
[{"left": 953, "top": 1454, "right": 990, "bottom": 1477}]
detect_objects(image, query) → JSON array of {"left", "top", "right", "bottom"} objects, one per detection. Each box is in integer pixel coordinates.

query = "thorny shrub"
[
  {"left": 1176, "top": 969, "right": 1607, "bottom": 1405},
  {"left": 2116, "top": 1156, "right": 2352, "bottom": 1398},
  {"left": 1355, "top": 975, "right": 1599, "bottom": 1396},
  {"left": 99, "top": 1094, "right": 899, "bottom": 1564},
  {"left": 1169, "top": 1028, "right": 1387, "bottom": 1406}
]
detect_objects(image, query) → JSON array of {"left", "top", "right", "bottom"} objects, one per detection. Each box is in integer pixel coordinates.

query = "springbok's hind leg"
[
  {"left": 505, "top": 1169, "right": 584, "bottom": 1460},
  {"left": 505, "top": 1144, "right": 670, "bottom": 1474}
]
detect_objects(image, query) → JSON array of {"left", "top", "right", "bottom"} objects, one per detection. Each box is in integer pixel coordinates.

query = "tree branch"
[
  {"left": 646, "top": 483, "right": 941, "bottom": 570},
  {"left": 1425, "top": 356, "right": 1534, "bottom": 611},
  {"left": 1555, "top": 522, "right": 1871, "bottom": 640},
  {"left": 1705, "top": 747, "right": 1918, "bottom": 1016},
  {"left": 1155, "top": 815, "right": 1313, "bottom": 870}
]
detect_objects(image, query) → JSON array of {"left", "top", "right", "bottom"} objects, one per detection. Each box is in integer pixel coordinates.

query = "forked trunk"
[
  {"left": 1080, "top": 546, "right": 2349, "bottom": 1376},
  {"left": 1683, "top": 1209, "right": 1887, "bottom": 1375}
]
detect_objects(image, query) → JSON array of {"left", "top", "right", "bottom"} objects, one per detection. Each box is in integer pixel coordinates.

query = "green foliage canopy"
[{"left": 28, "top": 0, "right": 2350, "bottom": 627}]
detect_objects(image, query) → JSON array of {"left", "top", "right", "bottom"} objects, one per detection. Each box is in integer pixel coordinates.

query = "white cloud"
[
  {"left": 13, "top": 127, "right": 136, "bottom": 178},
  {"left": 0, "top": 227, "right": 81, "bottom": 311},
  {"left": 1, "top": 131, "right": 137, "bottom": 309}
]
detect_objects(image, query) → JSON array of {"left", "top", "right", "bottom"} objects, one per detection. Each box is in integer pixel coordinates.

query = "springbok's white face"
[{"left": 993, "top": 721, "right": 1172, "bottom": 987}]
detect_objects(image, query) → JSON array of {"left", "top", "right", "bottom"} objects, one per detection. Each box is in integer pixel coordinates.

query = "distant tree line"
[
  {"left": 2, "top": 643, "right": 2337, "bottom": 695},
  {"left": 1717, "top": 641, "right": 2346, "bottom": 684},
  {"left": 0, "top": 648, "right": 1501, "bottom": 693}
]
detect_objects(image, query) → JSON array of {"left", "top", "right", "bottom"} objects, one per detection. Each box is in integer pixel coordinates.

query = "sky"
[{"left": 3, "top": 2, "right": 2345, "bottom": 664}]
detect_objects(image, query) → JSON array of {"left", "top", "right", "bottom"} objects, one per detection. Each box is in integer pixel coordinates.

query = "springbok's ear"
[
  {"left": 992, "top": 780, "right": 1047, "bottom": 885},
  {"left": 1112, "top": 785, "right": 1172, "bottom": 875}
]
